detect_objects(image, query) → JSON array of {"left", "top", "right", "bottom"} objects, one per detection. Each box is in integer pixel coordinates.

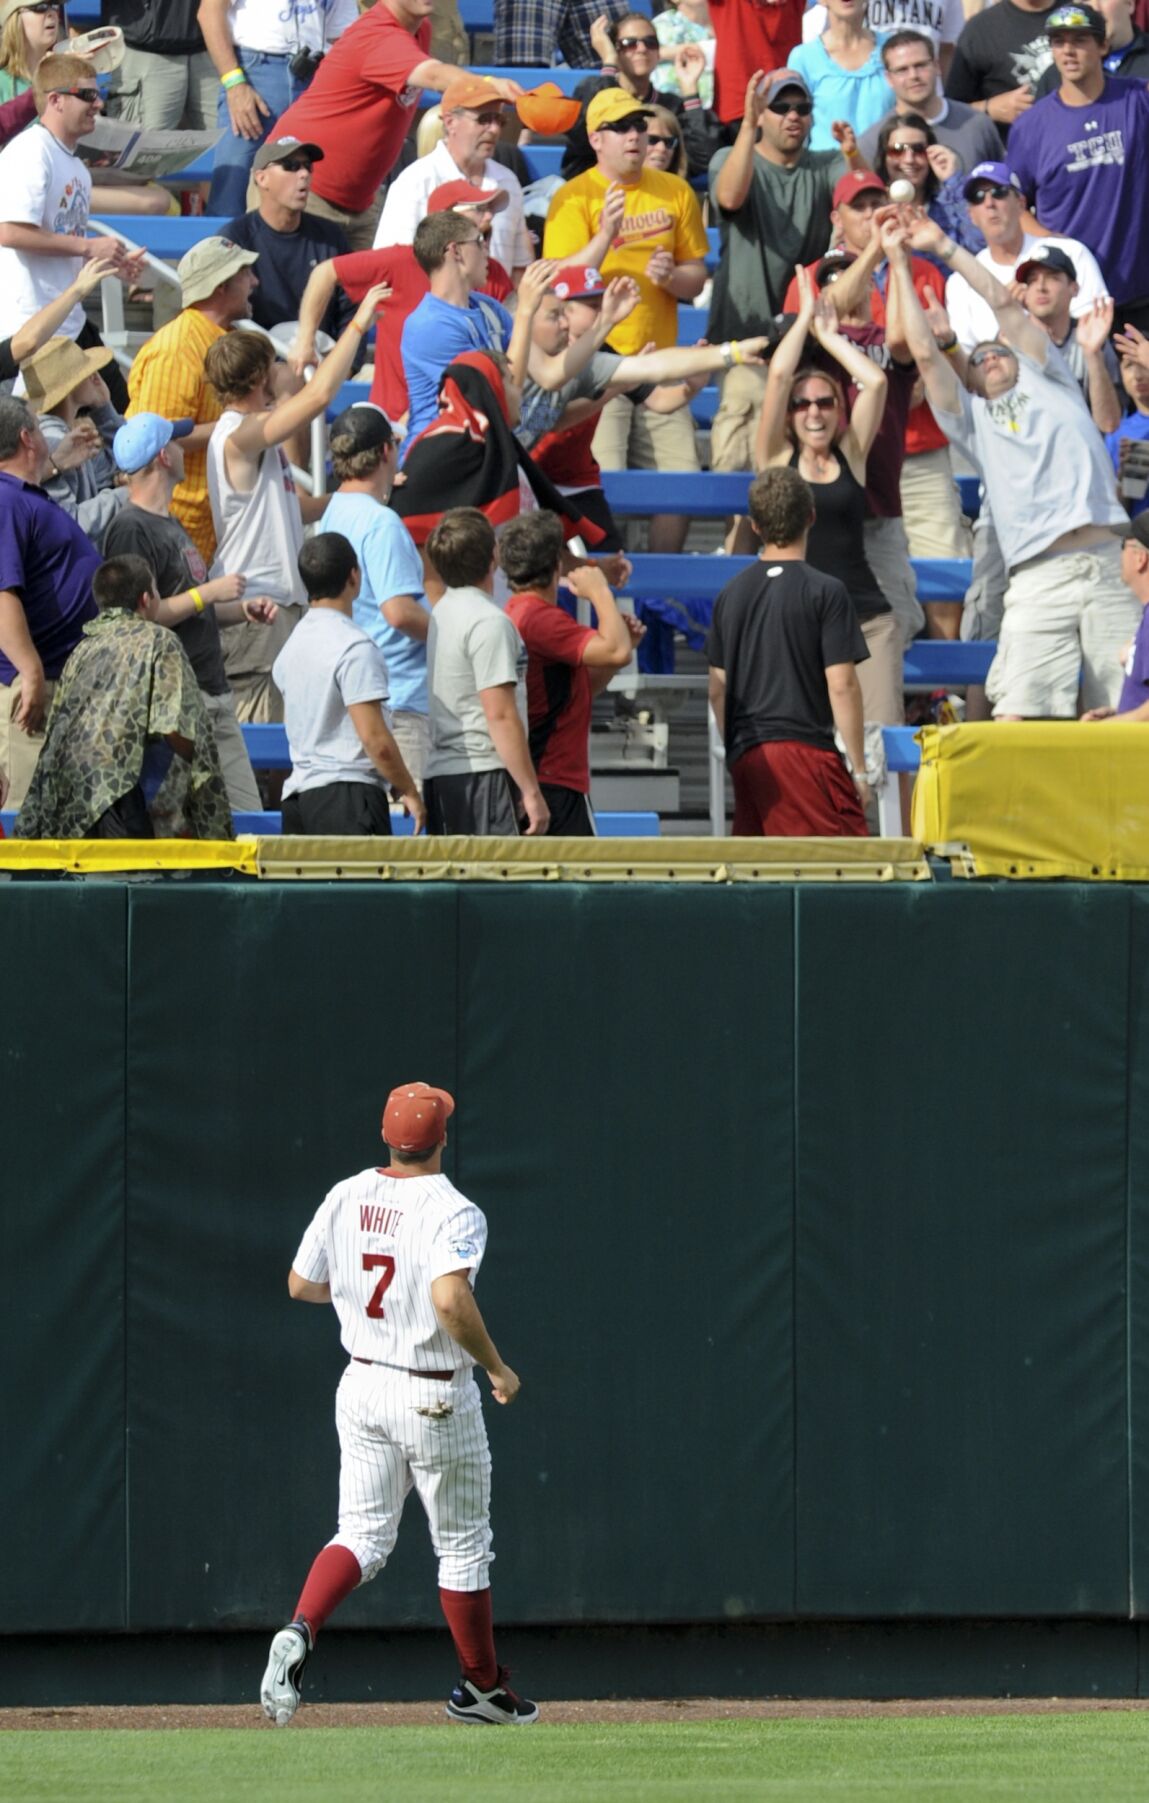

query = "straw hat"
[{"left": 21, "top": 335, "right": 113, "bottom": 416}]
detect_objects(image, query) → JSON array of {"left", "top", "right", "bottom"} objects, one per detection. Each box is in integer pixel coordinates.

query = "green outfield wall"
[{"left": 5, "top": 880, "right": 1147, "bottom": 1643}]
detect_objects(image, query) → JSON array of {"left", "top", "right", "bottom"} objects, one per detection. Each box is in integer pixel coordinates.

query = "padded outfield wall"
[{"left": 5, "top": 878, "right": 1149, "bottom": 1691}]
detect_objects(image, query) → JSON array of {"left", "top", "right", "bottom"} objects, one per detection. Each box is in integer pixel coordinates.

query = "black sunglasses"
[
  {"left": 790, "top": 394, "right": 837, "bottom": 412},
  {"left": 54, "top": 86, "right": 99, "bottom": 102},
  {"left": 617, "top": 33, "right": 658, "bottom": 47},
  {"left": 646, "top": 132, "right": 677, "bottom": 148},
  {"left": 969, "top": 183, "right": 1014, "bottom": 201},
  {"left": 275, "top": 158, "right": 313, "bottom": 173},
  {"left": 600, "top": 116, "right": 649, "bottom": 133},
  {"left": 767, "top": 99, "right": 813, "bottom": 116},
  {"left": 968, "top": 344, "right": 1012, "bottom": 367},
  {"left": 22, "top": 2, "right": 64, "bottom": 12}
]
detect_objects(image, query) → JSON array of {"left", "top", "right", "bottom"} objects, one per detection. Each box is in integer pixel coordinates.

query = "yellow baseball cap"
[{"left": 586, "top": 87, "right": 655, "bottom": 134}]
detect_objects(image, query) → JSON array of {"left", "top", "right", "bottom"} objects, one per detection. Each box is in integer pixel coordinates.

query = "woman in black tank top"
[{"left": 753, "top": 264, "right": 903, "bottom": 727}]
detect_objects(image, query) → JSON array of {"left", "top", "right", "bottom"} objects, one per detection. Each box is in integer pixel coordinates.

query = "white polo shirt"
[{"left": 374, "top": 139, "right": 533, "bottom": 274}]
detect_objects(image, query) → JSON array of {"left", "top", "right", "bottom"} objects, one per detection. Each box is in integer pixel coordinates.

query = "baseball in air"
[{"left": 889, "top": 179, "right": 916, "bottom": 203}]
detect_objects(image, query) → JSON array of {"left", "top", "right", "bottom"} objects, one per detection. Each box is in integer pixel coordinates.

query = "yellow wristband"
[
  {"left": 190, "top": 587, "right": 205, "bottom": 613},
  {"left": 731, "top": 340, "right": 744, "bottom": 365},
  {"left": 942, "top": 339, "right": 960, "bottom": 357},
  {"left": 221, "top": 67, "right": 247, "bottom": 89}
]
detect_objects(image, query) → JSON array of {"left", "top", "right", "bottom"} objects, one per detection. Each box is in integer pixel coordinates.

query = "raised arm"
[
  {"left": 903, "top": 207, "right": 1048, "bottom": 366},
  {"left": 289, "top": 258, "right": 341, "bottom": 375},
  {"left": 881, "top": 212, "right": 962, "bottom": 418},
  {"left": 9, "top": 257, "right": 121, "bottom": 364},
  {"left": 753, "top": 264, "right": 816, "bottom": 470},
  {"left": 1075, "top": 297, "right": 1122, "bottom": 436},
  {"left": 226, "top": 283, "right": 390, "bottom": 461},
  {"left": 713, "top": 71, "right": 767, "bottom": 213},
  {"left": 808, "top": 292, "right": 888, "bottom": 470}
]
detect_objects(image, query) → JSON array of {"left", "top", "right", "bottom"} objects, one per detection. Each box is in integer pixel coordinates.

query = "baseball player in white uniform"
[{"left": 260, "top": 1080, "right": 537, "bottom": 1727}]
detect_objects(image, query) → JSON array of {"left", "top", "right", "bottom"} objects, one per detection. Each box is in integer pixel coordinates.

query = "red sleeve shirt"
[
  {"left": 273, "top": 7, "right": 431, "bottom": 214},
  {"left": 331, "top": 249, "right": 513, "bottom": 421},
  {"left": 708, "top": 0, "right": 805, "bottom": 126},
  {"left": 505, "top": 591, "right": 597, "bottom": 793}
]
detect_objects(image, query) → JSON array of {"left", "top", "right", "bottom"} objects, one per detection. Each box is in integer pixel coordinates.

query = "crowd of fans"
[{"left": 0, "top": 0, "right": 1147, "bottom": 841}]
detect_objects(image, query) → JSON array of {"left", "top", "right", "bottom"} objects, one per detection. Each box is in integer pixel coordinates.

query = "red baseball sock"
[
  {"left": 293, "top": 1545, "right": 362, "bottom": 1639},
  {"left": 439, "top": 1586, "right": 498, "bottom": 1690}
]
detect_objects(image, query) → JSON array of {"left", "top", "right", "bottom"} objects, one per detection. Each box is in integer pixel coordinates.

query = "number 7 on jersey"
[{"left": 362, "top": 1252, "right": 396, "bottom": 1318}]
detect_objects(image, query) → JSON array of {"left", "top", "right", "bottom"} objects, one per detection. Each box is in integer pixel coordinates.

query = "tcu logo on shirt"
[{"left": 1066, "top": 129, "right": 1125, "bottom": 170}]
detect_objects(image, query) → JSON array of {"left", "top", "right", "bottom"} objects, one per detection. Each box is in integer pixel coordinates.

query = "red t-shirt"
[
  {"left": 333, "top": 247, "right": 512, "bottom": 420},
  {"left": 272, "top": 5, "right": 431, "bottom": 213},
  {"left": 533, "top": 411, "right": 602, "bottom": 491},
  {"left": 783, "top": 254, "right": 949, "bottom": 458},
  {"left": 504, "top": 592, "right": 596, "bottom": 793},
  {"left": 709, "top": 0, "right": 805, "bottom": 125}
]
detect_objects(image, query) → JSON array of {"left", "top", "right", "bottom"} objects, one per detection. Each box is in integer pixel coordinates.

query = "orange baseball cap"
[
  {"left": 383, "top": 1081, "right": 456, "bottom": 1152},
  {"left": 516, "top": 82, "right": 582, "bottom": 134},
  {"left": 441, "top": 74, "right": 507, "bottom": 112}
]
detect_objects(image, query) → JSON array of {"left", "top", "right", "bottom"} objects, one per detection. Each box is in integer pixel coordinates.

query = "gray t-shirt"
[
  {"left": 707, "top": 146, "right": 846, "bottom": 337},
  {"left": 426, "top": 584, "right": 523, "bottom": 778},
  {"left": 1047, "top": 323, "right": 1120, "bottom": 413},
  {"left": 929, "top": 341, "right": 1127, "bottom": 568},
  {"left": 517, "top": 349, "right": 622, "bottom": 452},
  {"left": 272, "top": 607, "right": 391, "bottom": 798},
  {"left": 858, "top": 98, "right": 1004, "bottom": 174}
]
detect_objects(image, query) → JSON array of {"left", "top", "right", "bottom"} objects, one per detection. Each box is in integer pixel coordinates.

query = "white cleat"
[{"left": 260, "top": 1621, "right": 312, "bottom": 1726}]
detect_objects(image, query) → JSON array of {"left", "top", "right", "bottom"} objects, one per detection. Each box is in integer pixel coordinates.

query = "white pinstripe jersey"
[{"left": 292, "top": 1167, "right": 487, "bottom": 1368}]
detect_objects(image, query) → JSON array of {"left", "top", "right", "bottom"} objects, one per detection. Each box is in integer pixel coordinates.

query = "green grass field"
[{"left": 5, "top": 1716, "right": 1149, "bottom": 1803}]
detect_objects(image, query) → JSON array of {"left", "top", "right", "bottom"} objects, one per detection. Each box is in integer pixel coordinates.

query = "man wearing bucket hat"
[
  {"left": 20, "top": 333, "right": 127, "bottom": 548},
  {"left": 261, "top": 1078, "right": 536, "bottom": 1730},
  {"left": 1008, "top": 2, "right": 1149, "bottom": 333},
  {"left": 127, "top": 235, "right": 260, "bottom": 564},
  {"left": 375, "top": 74, "right": 533, "bottom": 281}
]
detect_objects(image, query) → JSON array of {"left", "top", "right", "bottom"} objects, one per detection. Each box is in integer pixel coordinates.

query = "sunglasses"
[
  {"left": 21, "top": 2, "right": 64, "bottom": 12},
  {"left": 790, "top": 394, "right": 837, "bottom": 412},
  {"left": 54, "top": 86, "right": 100, "bottom": 102},
  {"left": 600, "top": 116, "right": 648, "bottom": 133},
  {"left": 275, "top": 158, "right": 313, "bottom": 173},
  {"left": 467, "top": 109, "right": 505, "bottom": 126},
  {"left": 646, "top": 132, "right": 677, "bottom": 148},
  {"left": 968, "top": 344, "right": 1012, "bottom": 367},
  {"left": 888, "top": 141, "right": 928, "bottom": 156},
  {"left": 969, "top": 183, "right": 1014, "bottom": 201},
  {"left": 768, "top": 99, "right": 813, "bottom": 116},
  {"left": 617, "top": 33, "right": 658, "bottom": 47}
]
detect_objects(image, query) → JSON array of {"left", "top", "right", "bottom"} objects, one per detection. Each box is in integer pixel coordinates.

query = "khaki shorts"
[
  {"left": 857, "top": 611, "right": 904, "bottom": 727},
  {"left": 203, "top": 689, "right": 261, "bottom": 813},
  {"left": 0, "top": 674, "right": 55, "bottom": 812},
  {"left": 390, "top": 709, "right": 430, "bottom": 791},
  {"left": 864, "top": 515, "right": 925, "bottom": 646},
  {"left": 591, "top": 392, "right": 700, "bottom": 475},
  {"left": 899, "top": 447, "right": 972, "bottom": 562},
  {"left": 710, "top": 363, "right": 768, "bottom": 473},
  {"left": 221, "top": 602, "right": 305, "bottom": 727},
  {"left": 985, "top": 537, "right": 1141, "bottom": 718}
]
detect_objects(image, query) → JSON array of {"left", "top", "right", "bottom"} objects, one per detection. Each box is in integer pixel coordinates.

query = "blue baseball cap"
[
  {"left": 962, "top": 161, "right": 1023, "bottom": 200},
  {"left": 1045, "top": 3, "right": 1106, "bottom": 38},
  {"left": 113, "top": 413, "right": 194, "bottom": 475}
]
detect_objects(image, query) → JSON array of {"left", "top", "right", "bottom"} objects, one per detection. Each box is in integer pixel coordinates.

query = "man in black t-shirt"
[
  {"left": 706, "top": 467, "right": 872, "bottom": 837},
  {"left": 104, "top": 412, "right": 272, "bottom": 814},
  {"left": 225, "top": 138, "right": 357, "bottom": 352},
  {"left": 945, "top": 0, "right": 1057, "bottom": 139}
]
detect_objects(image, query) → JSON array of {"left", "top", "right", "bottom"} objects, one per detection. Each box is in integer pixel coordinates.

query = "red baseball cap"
[
  {"left": 383, "top": 1081, "right": 455, "bottom": 1153},
  {"left": 427, "top": 178, "right": 510, "bottom": 216},
  {"left": 552, "top": 265, "right": 606, "bottom": 301},
  {"left": 832, "top": 169, "right": 888, "bottom": 210}
]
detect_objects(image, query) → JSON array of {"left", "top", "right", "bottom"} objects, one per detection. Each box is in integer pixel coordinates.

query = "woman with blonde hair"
[
  {"left": 755, "top": 263, "right": 904, "bottom": 728},
  {"left": 642, "top": 104, "right": 688, "bottom": 178}
]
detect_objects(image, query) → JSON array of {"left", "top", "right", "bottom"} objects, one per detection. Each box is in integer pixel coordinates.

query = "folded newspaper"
[{"left": 76, "top": 119, "right": 222, "bottom": 181}]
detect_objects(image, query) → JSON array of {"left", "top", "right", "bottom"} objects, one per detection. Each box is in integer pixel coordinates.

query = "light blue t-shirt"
[
  {"left": 1105, "top": 410, "right": 1149, "bottom": 521},
  {"left": 400, "top": 291, "right": 514, "bottom": 454},
  {"left": 788, "top": 36, "right": 894, "bottom": 152},
  {"left": 320, "top": 490, "right": 431, "bottom": 714}
]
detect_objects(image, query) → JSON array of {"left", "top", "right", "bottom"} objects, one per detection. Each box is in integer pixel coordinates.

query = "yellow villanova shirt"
[
  {"left": 543, "top": 166, "right": 708, "bottom": 356},
  {"left": 127, "top": 308, "right": 225, "bottom": 566}
]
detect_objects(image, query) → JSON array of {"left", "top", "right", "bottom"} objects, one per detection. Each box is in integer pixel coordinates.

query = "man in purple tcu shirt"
[
  {"left": 1007, "top": 3, "right": 1149, "bottom": 333},
  {"left": 1081, "top": 513, "right": 1149, "bottom": 718}
]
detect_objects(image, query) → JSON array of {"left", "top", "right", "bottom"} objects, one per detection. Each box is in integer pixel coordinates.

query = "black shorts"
[
  {"left": 89, "top": 785, "right": 154, "bottom": 839},
  {"left": 281, "top": 782, "right": 392, "bottom": 836},
  {"left": 541, "top": 783, "right": 595, "bottom": 836},
  {"left": 424, "top": 769, "right": 520, "bottom": 834}
]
